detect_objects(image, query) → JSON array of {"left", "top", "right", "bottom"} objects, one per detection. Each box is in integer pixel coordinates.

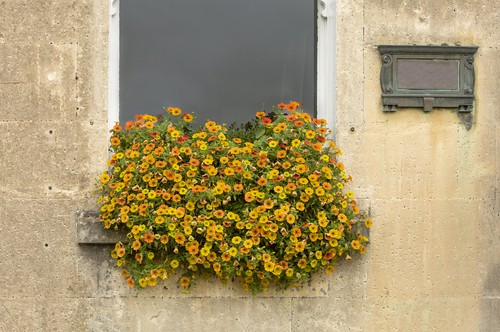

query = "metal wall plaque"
[{"left": 378, "top": 45, "right": 478, "bottom": 112}]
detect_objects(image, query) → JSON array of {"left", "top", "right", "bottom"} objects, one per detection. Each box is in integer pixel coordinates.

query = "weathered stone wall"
[{"left": 0, "top": 0, "right": 498, "bottom": 331}]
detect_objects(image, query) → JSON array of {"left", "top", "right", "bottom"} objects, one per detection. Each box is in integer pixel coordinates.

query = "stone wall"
[{"left": 0, "top": 0, "right": 498, "bottom": 331}]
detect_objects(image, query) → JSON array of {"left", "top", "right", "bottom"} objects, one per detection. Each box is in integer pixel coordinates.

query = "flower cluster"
[{"left": 98, "top": 102, "right": 372, "bottom": 294}]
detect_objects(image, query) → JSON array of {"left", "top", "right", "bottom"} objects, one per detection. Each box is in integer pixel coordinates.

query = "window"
[{"left": 109, "top": 0, "right": 337, "bottom": 129}]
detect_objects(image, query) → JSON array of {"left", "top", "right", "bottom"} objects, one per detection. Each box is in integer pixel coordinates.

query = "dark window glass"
[{"left": 120, "top": 0, "right": 315, "bottom": 126}]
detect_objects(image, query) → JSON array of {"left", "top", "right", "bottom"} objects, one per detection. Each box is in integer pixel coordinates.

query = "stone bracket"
[{"left": 76, "top": 210, "right": 126, "bottom": 244}]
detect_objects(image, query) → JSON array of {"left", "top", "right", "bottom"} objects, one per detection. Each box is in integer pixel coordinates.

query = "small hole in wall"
[
  {"left": 48, "top": 130, "right": 53, "bottom": 134},
  {"left": 48, "top": 186, "right": 52, "bottom": 190},
  {"left": 45, "top": 243, "right": 49, "bottom": 247},
  {"left": 350, "top": 127, "right": 355, "bottom": 132}
]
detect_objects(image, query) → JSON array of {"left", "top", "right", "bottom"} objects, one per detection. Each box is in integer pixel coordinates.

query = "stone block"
[
  {"left": 480, "top": 297, "right": 500, "bottom": 332},
  {"left": 119, "top": 297, "right": 292, "bottom": 332},
  {"left": 364, "top": 296, "right": 480, "bottom": 332},
  {"left": 366, "top": 199, "right": 481, "bottom": 299},
  {"left": 0, "top": 43, "right": 77, "bottom": 121},
  {"left": 336, "top": 0, "right": 364, "bottom": 128},
  {"left": 291, "top": 296, "right": 365, "bottom": 332},
  {"left": 0, "top": 121, "right": 100, "bottom": 199},
  {"left": 0, "top": 1, "right": 80, "bottom": 43},
  {"left": 0, "top": 199, "right": 82, "bottom": 299}
]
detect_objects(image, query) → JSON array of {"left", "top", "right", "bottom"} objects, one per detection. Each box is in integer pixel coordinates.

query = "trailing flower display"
[{"left": 98, "top": 102, "right": 372, "bottom": 294}]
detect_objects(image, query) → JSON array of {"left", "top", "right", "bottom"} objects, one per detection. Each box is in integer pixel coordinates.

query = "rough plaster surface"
[{"left": 0, "top": 0, "right": 498, "bottom": 331}]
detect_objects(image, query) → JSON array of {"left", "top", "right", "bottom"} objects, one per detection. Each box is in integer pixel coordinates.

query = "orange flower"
[
  {"left": 351, "top": 240, "right": 361, "bottom": 250},
  {"left": 255, "top": 111, "right": 266, "bottom": 118},
  {"left": 179, "top": 277, "right": 190, "bottom": 287},
  {"left": 175, "top": 233, "right": 186, "bottom": 244},
  {"left": 127, "top": 278, "right": 135, "bottom": 287},
  {"left": 221, "top": 251, "right": 231, "bottom": 261},
  {"left": 257, "top": 178, "right": 267, "bottom": 186},
  {"left": 164, "top": 170, "right": 175, "bottom": 180},
  {"left": 278, "top": 103, "right": 287, "bottom": 109},
  {"left": 287, "top": 103, "right": 298, "bottom": 112},
  {"left": 187, "top": 245, "right": 199, "bottom": 255},
  {"left": 312, "top": 143, "right": 323, "bottom": 151},
  {"left": 110, "top": 137, "right": 121, "bottom": 146},
  {"left": 261, "top": 117, "right": 272, "bottom": 124},
  {"left": 132, "top": 240, "right": 141, "bottom": 250},
  {"left": 125, "top": 121, "right": 134, "bottom": 130},
  {"left": 160, "top": 235, "right": 169, "bottom": 244},
  {"left": 113, "top": 124, "right": 122, "bottom": 132},
  {"left": 295, "top": 241, "right": 305, "bottom": 252},
  {"left": 135, "top": 253, "right": 143, "bottom": 263},
  {"left": 291, "top": 227, "right": 302, "bottom": 237},
  {"left": 213, "top": 210, "right": 225, "bottom": 218},
  {"left": 143, "top": 232, "right": 154, "bottom": 243},
  {"left": 116, "top": 247, "right": 125, "bottom": 257}
]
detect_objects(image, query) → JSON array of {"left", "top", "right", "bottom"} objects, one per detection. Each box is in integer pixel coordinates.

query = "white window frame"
[{"left": 108, "top": 0, "right": 337, "bottom": 132}]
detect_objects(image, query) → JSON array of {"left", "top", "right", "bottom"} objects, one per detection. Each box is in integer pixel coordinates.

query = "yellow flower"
[
  {"left": 272, "top": 266, "right": 283, "bottom": 276},
  {"left": 100, "top": 173, "right": 110, "bottom": 184},
  {"left": 365, "top": 218, "right": 373, "bottom": 228},
  {"left": 229, "top": 247, "right": 238, "bottom": 257},
  {"left": 231, "top": 236, "right": 242, "bottom": 245},
  {"left": 351, "top": 240, "right": 361, "bottom": 250},
  {"left": 200, "top": 247, "right": 210, "bottom": 256},
  {"left": 319, "top": 218, "right": 328, "bottom": 227},
  {"left": 315, "top": 187, "right": 325, "bottom": 196},
  {"left": 139, "top": 278, "right": 147, "bottom": 288},
  {"left": 273, "top": 186, "right": 283, "bottom": 194},
  {"left": 295, "top": 241, "right": 305, "bottom": 252},
  {"left": 170, "top": 260, "right": 179, "bottom": 269},
  {"left": 243, "top": 239, "right": 253, "bottom": 249},
  {"left": 291, "top": 139, "right": 301, "bottom": 147},
  {"left": 305, "top": 130, "right": 316, "bottom": 139},
  {"left": 264, "top": 261, "right": 275, "bottom": 272},
  {"left": 182, "top": 113, "right": 194, "bottom": 122}
]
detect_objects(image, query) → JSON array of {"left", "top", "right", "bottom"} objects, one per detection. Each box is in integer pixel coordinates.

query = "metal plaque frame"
[{"left": 378, "top": 45, "right": 478, "bottom": 113}]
